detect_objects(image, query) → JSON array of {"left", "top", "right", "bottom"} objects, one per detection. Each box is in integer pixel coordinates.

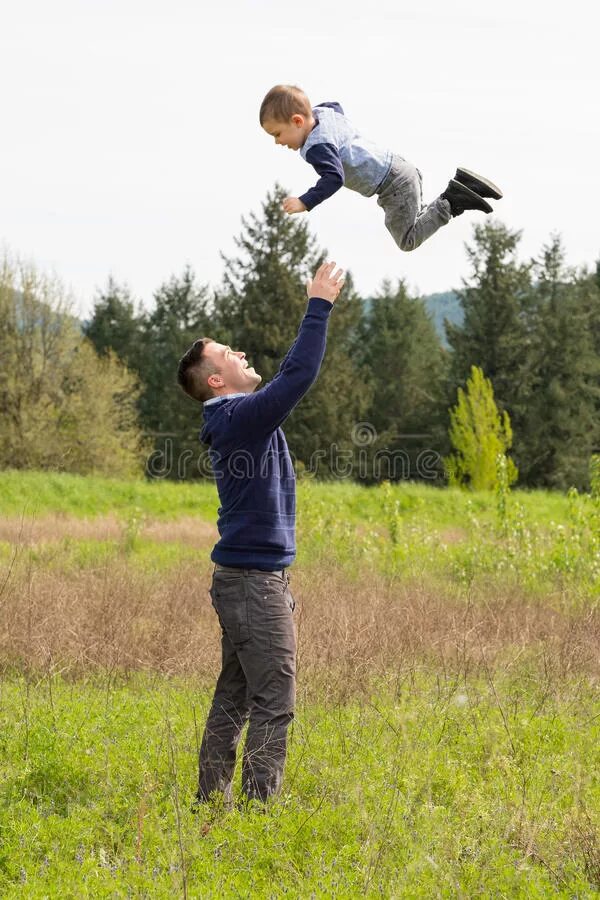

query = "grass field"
[{"left": 0, "top": 471, "right": 599, "bottom": 897}]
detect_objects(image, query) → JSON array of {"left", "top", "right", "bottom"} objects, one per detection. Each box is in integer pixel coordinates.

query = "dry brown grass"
[
  {"left": 1, "top": 554, "right": 598, "bottom": 695},
  {"left": 142, "top": 518, "right": 217, "bottom": 546},
  {"left": 0, "top": 514, "right": 217, "bottom": 547}
]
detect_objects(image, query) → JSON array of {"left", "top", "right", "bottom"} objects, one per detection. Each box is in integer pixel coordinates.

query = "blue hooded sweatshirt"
[{"left": 200, "top": 297, "right": 332, "bottom": 570}]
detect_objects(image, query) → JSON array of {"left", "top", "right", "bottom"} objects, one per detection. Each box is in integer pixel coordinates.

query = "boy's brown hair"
[
  {"left": 177, "top": 338, "right": 218, "bottom": 403},
  {"left": 259, "top": 85, "right": 312, "bottom": 125}
]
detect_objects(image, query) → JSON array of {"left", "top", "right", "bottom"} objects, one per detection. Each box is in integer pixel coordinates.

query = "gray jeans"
[
  {"left": 376, "top": 154, "right": 451, "bottom": 251},
  {"left": 197, "top": 566, "right": 296, "bottom": 803}
]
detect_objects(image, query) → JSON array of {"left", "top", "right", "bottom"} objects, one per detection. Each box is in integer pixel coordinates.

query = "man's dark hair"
[{"left": 177, "top": 337, "right": 218, "bottom": 403}]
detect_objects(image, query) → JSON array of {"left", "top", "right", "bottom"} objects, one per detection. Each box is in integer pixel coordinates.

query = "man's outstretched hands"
[
  {"left": 306, "top": 261, "right": 345, "bottom": 304},
  {"left": 283, "top": 197, "right": 307, "bottom": 215}
]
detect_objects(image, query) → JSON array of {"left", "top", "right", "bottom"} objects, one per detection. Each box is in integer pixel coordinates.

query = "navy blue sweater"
[{"left": 200, "top": 297, "right": 332, "bottom": 570}]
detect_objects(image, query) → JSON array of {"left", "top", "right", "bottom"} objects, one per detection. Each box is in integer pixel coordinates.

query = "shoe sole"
[
  {"left": 456, "top": 167, "right": 503, "bottom": 200},
  {"left": 448, "top": 179, "right": 493, "bottom": 214}
]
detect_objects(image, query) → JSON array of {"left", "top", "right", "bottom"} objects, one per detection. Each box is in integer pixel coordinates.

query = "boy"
[{"left": 259, "top": 84, "right": 502, "bottom": 252}]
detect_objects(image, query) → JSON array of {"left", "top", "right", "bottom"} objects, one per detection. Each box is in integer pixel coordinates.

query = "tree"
[
  {"left": 84, "top": 276, "right": 143, "bottom": 371},
  {"left": 215, "top": 185, "right": 320, "bottom": 373},
  {"left": 517, "top": 237, "right": 600, "bottom": 489},
  {"left": 84, "top": 269, "right": 214, "bottom": 479},
  {"left": 0, "top": 256, "right": 146, "bottom": 476},
  {"left": 573, "top": 258, "right": 600, "bottom": 369},
  {"left": 445, "top": 221, "right": 533, "bottom": 417},
  {"left": 445, "top": 365, "right": 517, "bottom": 490},
  {"left": 139, "top": 266, "right": 213, "bottom": 479},
  {"left": 359, "top": 280, "right": 448, "bottom": 481},
  {"left": 215, "top": 185, "right": 370, "bottom": 475}
]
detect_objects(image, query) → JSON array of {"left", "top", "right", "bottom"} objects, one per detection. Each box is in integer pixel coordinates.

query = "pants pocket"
[{"left": 211, "top": 575, "right": 251, "bottom": 647}]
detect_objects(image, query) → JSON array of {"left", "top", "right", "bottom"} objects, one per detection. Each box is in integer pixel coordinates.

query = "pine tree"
[
  {"left": 445, "top": 221, "right": 533, "bottom": 416},
  {"left": 573, "top": 258, "right": 600, "bottom": 366},
  {"left": 84, "top": 277, "right": 143, "bottom": 371},
  {"left": 359, "top": 280, "right": 447, "bottom": 481},
  {"left": 215, "top": 184, "right": 320, "bottom": 373},
  {"left": 140, "top": 266, "right": 212, "bottom": 479},
  {"left": 215, "top": 185, "right": 369, "bottom": 476},
  {"left": 518, "top": 237, "right": 600, "bottom": 489},
  {"left": 85, "top": 268, "right": 214, "bottom": 479},
  {"left": 445, "top": 365, "right": 517, "bottom": 490}
]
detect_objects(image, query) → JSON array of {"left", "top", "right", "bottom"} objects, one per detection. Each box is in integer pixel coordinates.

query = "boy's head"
[{"left": 259, "top": 85, "right": 314, "bottom": 150}]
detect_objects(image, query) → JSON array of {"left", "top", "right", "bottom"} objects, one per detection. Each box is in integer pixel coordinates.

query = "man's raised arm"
[{"left": 231, "top": 262, "right": 344, "bottom": 434}]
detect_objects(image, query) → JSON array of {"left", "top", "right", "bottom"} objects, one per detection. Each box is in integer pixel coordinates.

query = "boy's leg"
[
  {"left": 377, "top": 155, "right": 452, "bottom": 252},
  {"left": 197, "top": 572, "right": 251, "bottom": 804}
]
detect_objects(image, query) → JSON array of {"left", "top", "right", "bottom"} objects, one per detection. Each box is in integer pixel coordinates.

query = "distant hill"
[
  {"left": 422, "top": 291, "right": 463, "bottom": 346},
  {"left": 362, "top": 289, "right": 463, "bottom": 347}
]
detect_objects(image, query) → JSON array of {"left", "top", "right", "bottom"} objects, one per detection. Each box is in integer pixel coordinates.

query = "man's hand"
[
  {"left": 282, "top": 197, "right": 307, "bottom": 215},
  {"left": 306, "top": 261, "right": 345, "bottom": 304}
]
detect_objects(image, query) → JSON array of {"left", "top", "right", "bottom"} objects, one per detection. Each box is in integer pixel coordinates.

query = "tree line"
[{"left": 2, "top": 185, "right": 599, "bottom": 489}]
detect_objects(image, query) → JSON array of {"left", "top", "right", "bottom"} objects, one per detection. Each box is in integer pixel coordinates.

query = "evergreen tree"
[
  {"left": 445, "top": 365, "right": 517, "bottom": 490},
  {"left": 215, "top": 185, "right": 369, "bottom": 475},
  {"left": 84, "top": 277, "right": 143, "bottom": 371},
  {"left": 140, "top": 266, "right": 212, "bottom": 479},
  {"left": 85, "top": 269, "right": 214, "bottom": 479},
  {"left": 359, "top": 280, "right": 448, "bottom": 481},
  {"left": 518, "top": 237, "right": 600, "bottom": 489},
  {"left": 574, "top": 258, "right": 600, "bottom": 364},
  {"left": 445, "top": 221, "right": 533, "bottom": 417},
  {"left": 215, "top": 184, "right": 320, "bottom": 373}
]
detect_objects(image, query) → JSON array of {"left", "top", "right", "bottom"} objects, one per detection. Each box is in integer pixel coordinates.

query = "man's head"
[
  {"left": 177, "top": 338, "right": 261, "bottom": 403},
  {"left": 259, "top": 84, "right": 315, "bottom": 151}
]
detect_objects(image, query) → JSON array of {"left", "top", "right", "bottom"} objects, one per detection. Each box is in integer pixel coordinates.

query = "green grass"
[
  {"left": 0, "top": 470, "right": 219, "bottom": 522},
  {"left": 0, "top": 469, "right": 570, "bottom": 528},
  {"left": 1, "top": 471, "right": 599, "bottom": 895},
  {"left": 0, "top": 673, "right": 598, "bottom": 898},
  {"left": 2, "top": 469, "right": 600, "bottom": 595}
]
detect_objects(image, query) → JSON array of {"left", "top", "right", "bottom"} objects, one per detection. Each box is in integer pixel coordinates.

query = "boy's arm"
[
  {"left": 229, "top": 263, "right": 344, "bottom": 435},
  {"left": 283, "top": 101, "right": 345, "bottom": 214},
  {"left": 298, "top": 144, "right": 345, "bottom": 211}
]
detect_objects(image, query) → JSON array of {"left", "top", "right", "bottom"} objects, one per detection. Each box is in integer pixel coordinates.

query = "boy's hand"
[
  {"left": 282, "top": 197, "right": 307, "bottom": 215},
  {"left": 306, "top": 261, "right": 345, "bottom": 304}
]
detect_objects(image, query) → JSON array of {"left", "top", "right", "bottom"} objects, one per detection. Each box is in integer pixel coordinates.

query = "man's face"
[
  {"left": 262, "top": 115, "right": 309, "bottom": 151},
  {"left": 204, "top": 342, "right": 262, "bottom": 395}
]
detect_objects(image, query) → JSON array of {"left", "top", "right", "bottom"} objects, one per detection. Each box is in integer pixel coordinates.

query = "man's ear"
[{"left": 207, "top": 373, "right": 224, "bottom": 389}]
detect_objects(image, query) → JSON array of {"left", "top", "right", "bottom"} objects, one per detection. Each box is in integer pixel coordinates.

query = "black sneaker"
[
  {"left": 455, "top": 167, "right": 503, "bottom": 200},
  {"left": 441, "top": 179, "right": 493, "bottom": 217}
]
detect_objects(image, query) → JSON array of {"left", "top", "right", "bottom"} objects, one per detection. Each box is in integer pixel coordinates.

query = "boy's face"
[{"left": 262, "top": 114, "right": 310, "bottom": 151}]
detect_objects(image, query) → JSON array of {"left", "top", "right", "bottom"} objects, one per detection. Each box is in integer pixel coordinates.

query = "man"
[{"left": 177, "top": 261, "right": 344, "bottom": 805}]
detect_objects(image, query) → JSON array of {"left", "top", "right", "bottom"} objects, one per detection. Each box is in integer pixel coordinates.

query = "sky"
[{"left": 1, "top": 0, "right": 599, "bottom": 317}]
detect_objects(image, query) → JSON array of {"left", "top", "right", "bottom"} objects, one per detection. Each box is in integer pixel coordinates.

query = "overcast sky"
[{"left": 1, "top": 0, "right": 598, "bottom": 316}]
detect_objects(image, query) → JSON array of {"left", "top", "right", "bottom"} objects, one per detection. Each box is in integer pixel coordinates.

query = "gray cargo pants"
[
  {"left": 376, "top": 154, "right": 452, "bottom": 251},
  {"left": 197, "top": 565, "right": 296, "bottom": 804}
]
